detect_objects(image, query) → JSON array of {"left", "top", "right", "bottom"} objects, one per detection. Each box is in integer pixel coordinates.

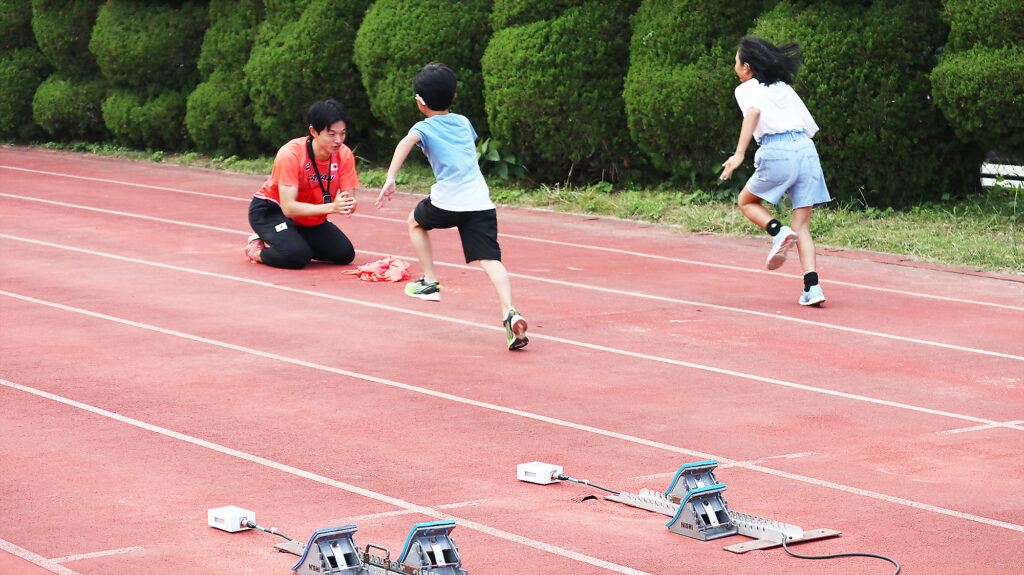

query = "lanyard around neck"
[{"left": 306, "top": 136, "right": 334, "bottom": 204}]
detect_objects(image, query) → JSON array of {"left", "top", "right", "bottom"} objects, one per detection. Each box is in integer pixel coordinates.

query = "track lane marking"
[
  {"left": 2, "top": 302, "right": 1023, "bottom": 534},
  {"left": 0, "top": 538, "right": 79, "bottom": 575},
  {"left": 2, "top": 175, "right": 1021, "bottom": 311},
  {"left": 0, "top": 379, "right": 651, "bottom": 575},
  {"left": 0, "top": 214, "right": 1020, "bottom": 361}
]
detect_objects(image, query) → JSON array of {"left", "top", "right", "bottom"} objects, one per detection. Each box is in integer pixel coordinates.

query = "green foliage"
[
  {"left": 102, "top": 87, "right": 189, "bottom": 150},
  {"left": 1, "top": 0, "right": 34, "bottom": 55},
  {"left": 245, "top": 0, "right": 372, "bottom": 148},
  {"left": 32, "top": 73, "right": 108, "bottom": 140},
  {"left": 353, "top": 0, "right": 491, "bottom": 139},
  {"left": 751, "top": 0, "right": 980, "bottom": 206},
  {"left": 197, "top": 0, "right": 262, "bottom": 78},
  {"left": 482, "top": 0, "right": 641, "bottom": 183},
  {"left": 0, "top": 47, "right": 50, "bottom": 140},
  {"left": 30, "top": 0, "right": 102, "bottom": 74},
  {"left": 942, "top": 0, "right": 1024, "bottom": 51},
  {"left": 491, "top": 0, "right": 583, "bottom": 30},
  {"left": 186, "top": 0, "right": 264, "bottom": 157},
  {"left": 624, "top": 0, "right": 770, "bottom": 182},
  {"left": 90, "top": 0, "right": 208, "bottom": 90},
  {"left": 477, "top": 138, "right": 525, "bottom": 179},
  {"left": 931, "top": 45, "right": 1024, "bottom": 156},
  {"left": 186, "top": 70, "right": 264, "bottom": 157}
]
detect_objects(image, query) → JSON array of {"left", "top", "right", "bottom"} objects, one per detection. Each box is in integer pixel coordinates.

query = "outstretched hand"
[
  {"left": 720, "top": 153, "right": 744, "bottom": 181},
  {"left": 375, "top": 178, "right": 396, "bottom": 209}
]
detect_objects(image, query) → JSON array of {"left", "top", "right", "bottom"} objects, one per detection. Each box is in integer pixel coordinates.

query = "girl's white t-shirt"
[{"left": 734, "top": 78, "right": 819, "bottom": 143}]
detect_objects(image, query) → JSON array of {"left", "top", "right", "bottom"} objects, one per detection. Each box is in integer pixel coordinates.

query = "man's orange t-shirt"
[{"left": 255, "top": 137, "right": 359, "bottom": 227}]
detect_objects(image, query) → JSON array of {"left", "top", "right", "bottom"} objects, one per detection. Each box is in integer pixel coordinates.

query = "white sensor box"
[
  {"left": 208, "top": 506, "right": 254, "bottom": 533},
  {"left": 517, "top": 462, "right": 562, "bottom": 485}
]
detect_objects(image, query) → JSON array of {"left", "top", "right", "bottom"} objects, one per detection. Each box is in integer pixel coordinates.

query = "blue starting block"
[
  {"left": 396, "top": 520, "right": 467, "bottom": 575},
  {"left": 291, "top": 525, "right": 367, "bottom": 575}
]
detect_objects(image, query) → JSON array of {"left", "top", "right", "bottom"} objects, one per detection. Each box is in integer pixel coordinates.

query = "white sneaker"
[
  {"left": 799, "top": 284, "right": 826, "bottom": 306},
  {"left": 766, "top": 226, "right": 798, "bottom": 270}
]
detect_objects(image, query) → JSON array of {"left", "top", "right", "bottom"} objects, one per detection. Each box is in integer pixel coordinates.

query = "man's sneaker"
[
  {"left": 405, "top": 277, "right": 441, "bottom": 301},
  {"left": 244, "top": 233, "right": 264, "bottom": 263},
  {"left": 503, "top": 309, "right": 528, "bottom": 350},
  {"left": 766, "top": 226, "right": 798, "bottom": 270},
  {"left": 799, "top": 284, "right": 826, "bottom": 306}
]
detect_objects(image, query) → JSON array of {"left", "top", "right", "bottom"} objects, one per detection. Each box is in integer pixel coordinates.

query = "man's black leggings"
[{"left": 248, "top": 197, "right": 355, "bottom": 269}]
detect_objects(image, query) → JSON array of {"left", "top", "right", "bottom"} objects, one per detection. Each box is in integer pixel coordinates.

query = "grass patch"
[{"left": 31, "top": 141, "right": 1023, "bottom": 275}]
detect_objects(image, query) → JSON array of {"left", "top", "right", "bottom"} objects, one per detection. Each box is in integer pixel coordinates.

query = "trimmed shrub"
[
  {"left": 624, "top": 0, "right": 770, "bottom": 181},
  {"left": 245, "top": 0, "right": 372, "bottom": 149},
  {"left": 186, "top": 70, "right": 263, "bottom": 157},
  {"left": 102, "top": 87, "right": 188, "bottom": 150},
  {"left": 186, "top": 0, "right": 264, "bottom": 157},
  {"left": 1, "top": 0, "right": 34, "bottom": 54},
  {"left": 750, "top": 0, "right": 980, "bottom": 205},
  {"left": 197, "top": 0, "right": 263, "bottom": 78},
  {"left": 33, "top": 73, "right": 108, "bottom": 140},
  {"left": 482, "top": 0, "right": 641, "bottom": 182},
  {"left": 31, "top": 0, "right": 102, "bottom": 74},
  {"left": 90, "top": 0, "right": 207, "bottom": 90},
  {"left": 491, "top": 0, "right": 582, "bottom": 30},
  {"left": 943, "top": 0, "right": 1023, "bottom": 51},
  {"left": 931, "top": 46, "right": 1024, "bottom": 157},
  {"left": 353, "top": 0, "right": 491, "bottom": 139},
  {"left": 0, "top": 47, "right": 50, "bottom": 140}
]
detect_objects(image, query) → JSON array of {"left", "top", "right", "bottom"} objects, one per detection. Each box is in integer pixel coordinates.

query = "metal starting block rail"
[
  {"left": 286, "top": 520, "right": 467, "bottom": 575},
  {"left": 605, "top": 460, "right": 840, "bottom": 550}
]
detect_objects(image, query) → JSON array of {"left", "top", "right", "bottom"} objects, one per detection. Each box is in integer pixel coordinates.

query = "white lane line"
[
  {"left": 0, "top": 537, "right": 79, "bottom": 575},
  {"left": 3, "top": 239, "right": 1023, "bottom": 422},
  {"left": 1, "top": 224, "right": 1021, "bottom": 362},
  {"left": 4, "top": 372, "right": 1023, "bottom": 537},
  {"left": 0, "top": 379, "right": 651, "bottom": 575},
  {"left": 2, "top": 177, "right": 1021, "bottom": 312},
  {"left": 329, "top": 500, "right": 489, "bottom": 525},
  {"left": 937, "top": 420, "right": 1024, "bottom": 435},
  {"left": 50, "top": 547, "right": 146, "bottom": 564}
]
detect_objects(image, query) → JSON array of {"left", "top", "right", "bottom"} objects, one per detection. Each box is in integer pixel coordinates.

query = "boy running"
[{"left": 375, "top": 62, "right": 528, "bottom": 350}]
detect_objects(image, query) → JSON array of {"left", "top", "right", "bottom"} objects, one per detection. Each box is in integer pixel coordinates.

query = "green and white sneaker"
[
  {"left": 405, "top": 277, "right": 441, "bottom": 301},
  {"left": 503, "top": 309, "right": 528, "bottom": 350}
]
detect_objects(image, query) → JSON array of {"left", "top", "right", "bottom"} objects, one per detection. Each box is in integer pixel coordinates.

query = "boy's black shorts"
[{"left": 413, "top": 197, "right": 501, "bottom": 263}]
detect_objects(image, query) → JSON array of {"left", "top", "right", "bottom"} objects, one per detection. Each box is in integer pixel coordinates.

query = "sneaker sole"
[
  {"left": 766, "top": 235, "right": 798, "bottom": 270},
  {"left": 508, "top": 317, "right": 528, "bottom": 350},
  {"left": 405, "top": 290, "right": 440, "bottom": 302},
  {"left": 799, "top": 295, "right": 826, "bottom": 307}
]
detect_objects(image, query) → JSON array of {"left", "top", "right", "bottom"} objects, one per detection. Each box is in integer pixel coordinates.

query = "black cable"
[
  {"left": 781, "top": 535, "right": 900, "bottom": 575},
  {"left": 556, "top": 474, "right": 620, "bottom": 495},
  {"left": 245, "top": 520, "right": 296, "bottom": 542}
]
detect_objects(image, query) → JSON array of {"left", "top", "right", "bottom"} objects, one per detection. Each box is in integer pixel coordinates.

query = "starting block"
[
  {"left": 606, "top": 460, "right": 840, "bottom": 549},
  {"left": 285, "top": 520, "right": 467, "bottom": 575}
]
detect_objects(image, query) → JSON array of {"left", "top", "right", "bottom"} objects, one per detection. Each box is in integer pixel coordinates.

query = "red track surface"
[{"left": 1, "top": 146, "right": 1022, "bottom": 575}]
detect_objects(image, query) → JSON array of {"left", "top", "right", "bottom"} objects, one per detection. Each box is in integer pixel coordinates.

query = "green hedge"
[
  {"left": 186, "top": 0, "right": 264, "bottom": 157},
  {"left": 0, "top": 47, "right": 50, "bottom": 140},
  {"left": 943, "top": 0, "right": 1023, "bottom": 51},
  {"left": 624, "top": 0, "right": 769, "bottom": 181},
  {"left": 751, "top": 0, "right": 980, "bottom": 205},
  {"left": 102, "top": 87, "right": 189, "bottom": 150},
  {"left": 491, "top": 0, "right": 582, "bottom": 30},
  {"left": 353, "top": 0, "right": 491, "bottom": 140},
  {"left": 482, "top": 0, "right": 640, "bottom": 182},
  {"left": 90, "top": 0, "right": 207, "bottom": 90},
  {"left": 244, "top": 0, "right": 372, "bottom": 149},
  {"left": 31, "top": 0, "right": 102, "bottom": 74},
  {"left": 1, "top": 0, "right": 34, "bottom": 54},
  {"left": 932, "top": 46, "right": 1024, "bottom": 157},
  {"left": 33, "top": 73, "right": 108, "bottom": 140}
]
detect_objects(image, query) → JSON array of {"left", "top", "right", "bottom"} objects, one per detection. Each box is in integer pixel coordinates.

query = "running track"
[{"left": 1, "top": 146, "right": 1022, "bottom": 575}]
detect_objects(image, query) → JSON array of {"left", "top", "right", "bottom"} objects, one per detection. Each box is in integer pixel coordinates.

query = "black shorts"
[{"left": 413, "top": 197, "right": 501, "bottom": 263}]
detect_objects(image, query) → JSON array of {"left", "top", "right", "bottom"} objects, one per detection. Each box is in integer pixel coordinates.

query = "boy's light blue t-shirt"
[{"left": 410, "top": 113, "right": 494, "bottom": 212}]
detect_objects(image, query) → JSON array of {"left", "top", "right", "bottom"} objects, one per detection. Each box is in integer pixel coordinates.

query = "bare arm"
[
  {"left": 279, "top": 185, "right": 354, "bottom": 219},
  {"left": 720, "top": 107, "right": 760, "bottom": 180},
  {"left": 375, "top": 132, "right": 422, "bottom": 208}
]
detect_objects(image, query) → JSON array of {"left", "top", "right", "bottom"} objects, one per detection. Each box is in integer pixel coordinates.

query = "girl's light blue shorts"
[{"left": 745, "top": 130, "right": 831, "bottom": 209}]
